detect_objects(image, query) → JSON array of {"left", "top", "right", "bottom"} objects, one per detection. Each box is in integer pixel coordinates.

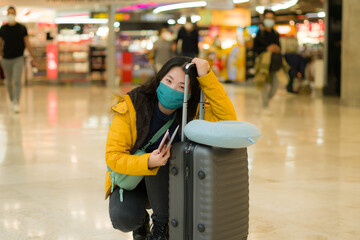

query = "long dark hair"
[{"left": 139, "top": 56, "right": 201, "bottom": 123}]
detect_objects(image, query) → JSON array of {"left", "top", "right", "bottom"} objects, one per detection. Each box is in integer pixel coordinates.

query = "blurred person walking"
[
  {"left": 153, "top": 27, "right": 176, "bottom": 73},
  {"left": 254, "top": 9, "right": 289, "bottom": 114},
  {"left": 284, "top": 53, "right": 306, "bottom": 93},
  {"left": 176, "top": 20, "right": 199, "bottom": 58},
  {"left": 0, "top": 6, "right": 37, "bottom": 113}
]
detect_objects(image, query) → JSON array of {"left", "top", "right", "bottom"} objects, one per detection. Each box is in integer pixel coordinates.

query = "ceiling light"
[
  {"left": 191, "top": 15, "right": 201, "bottom": 23},
  {"left": 318, "top": 11, "right": 326, "bottom": 18},
  {"left": 153, "top": 1, "right": 207, "bottom": 14},
  {"left": 55, "top": 17, "right": 108, "bottom": 24},
  {"left": 177, "top": 16, "right": 187, "bottom": 24},
  {"left": 256, "top": 0, "right": 298, "bottom": 14},
  {"left": 256, "top": 6, "right": 265, "bottom": 14},
  {"left": 271, "top": 0, "right": 298, "bottom": 11},
  {"left": 233, "top": 0, "right": 249, "bottom": 3},
  {"left": 167, "top": 19, "right": 176, "bottom": 25}
]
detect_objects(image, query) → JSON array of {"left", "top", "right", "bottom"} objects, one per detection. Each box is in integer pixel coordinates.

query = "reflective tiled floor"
[{"left": 0, "top": 84, "right": 359, "bottom": 240}]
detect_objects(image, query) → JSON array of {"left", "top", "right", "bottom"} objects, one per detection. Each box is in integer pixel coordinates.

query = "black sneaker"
[
  {"left": 133, "top": 211, "right": 150, "bottom": 240},
  {"left": 149, "top": 221, "right": 169, "bottom": 240}
]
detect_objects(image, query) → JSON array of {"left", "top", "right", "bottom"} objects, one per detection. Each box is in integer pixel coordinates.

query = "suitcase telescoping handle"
[{"left": 181, "top": 63, "right": 205, "bottom": 141}]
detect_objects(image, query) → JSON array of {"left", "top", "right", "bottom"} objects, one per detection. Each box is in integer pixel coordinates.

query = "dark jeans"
[{"left": 109, "top": 163, "right": 169, "bottom": 232}]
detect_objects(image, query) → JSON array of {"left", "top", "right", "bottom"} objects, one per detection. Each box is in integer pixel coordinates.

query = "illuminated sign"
[
  {"left": 122, "top": 52, "right": 133, "bottom": 83},
  {"left": 46, "top": 44, "right": 58, "bottom": 80},
  {"left": 296, "top": 22, "right": 325, "bottom": 33},
  {"left": 117, "top": 2, "right": 160, "bottom": 12},
  {"left": 199, "top": 9, "right": 251, "bottom": 27},
  {"left": 296, "top": 22, "right": 325, "bottom": 44},
  {"left": 275, "top": 24, "right": 296, "bottom": 36},
  {"left": 91, "top": 12, "right": 130, "bottom": 21}
]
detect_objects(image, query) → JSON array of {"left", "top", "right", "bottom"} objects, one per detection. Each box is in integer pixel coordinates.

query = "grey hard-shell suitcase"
[{"left": 168, "top": 63, "right": 249, "bottom": 240}]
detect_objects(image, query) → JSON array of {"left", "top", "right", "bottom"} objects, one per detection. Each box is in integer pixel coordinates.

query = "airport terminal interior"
[{"left": 0, "top": 0, "right": 359, "bottom": 239}]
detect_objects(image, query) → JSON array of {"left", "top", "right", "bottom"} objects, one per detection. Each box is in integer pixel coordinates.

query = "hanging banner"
[
  {"left": 46, "top": 44, "right": 58, "bottom": 80},
  {"left": 122, "top": 52, "right": 133, "bottom": 83},
  {"left": 212, "top": 9, "right": 251, "bottom": 27},
  {"left": 199, "top": 9, "right": 251, "bottom": 27}
]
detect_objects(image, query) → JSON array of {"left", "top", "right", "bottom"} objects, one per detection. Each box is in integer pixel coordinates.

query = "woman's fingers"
[
  {"left": 159, "top": 146, "right": 167, "bottom": 156},
  {"left": 191, "top": 58, "right": 210, "bottom": 77},
  {"left": 149, "top": 145, "right": 172, "bottom": 168}
]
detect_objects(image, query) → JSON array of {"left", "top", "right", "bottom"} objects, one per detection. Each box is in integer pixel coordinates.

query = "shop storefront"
[
  {"left": 197, "top": 8, "right": 251, "bottom": 82},
  {"left": 0, "top": 5, "right": 176, "bottom": 85},
  {"left": 0, "top": 3, "right": 326, "bottom": 85}
]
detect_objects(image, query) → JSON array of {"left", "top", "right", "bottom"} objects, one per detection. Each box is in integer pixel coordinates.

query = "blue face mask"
[
  {"left": 156, "top": 82, "right": 190, "bottom": 110},
  {"left": 264, "top": 19, "right": 275, "bottom": 28}
]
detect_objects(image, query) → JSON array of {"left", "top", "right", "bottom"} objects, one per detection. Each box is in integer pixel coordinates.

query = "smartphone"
[
  {"left": 158, "top": 130, "right": 170, "bottom": 152},
  {"left": 165, "top": 125, "right": 179, "bottom": 151}
]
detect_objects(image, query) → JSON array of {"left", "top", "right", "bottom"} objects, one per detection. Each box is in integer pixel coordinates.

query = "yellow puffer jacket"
[{"left": 105, "top": 70, "right": 237, "bottom": 199}]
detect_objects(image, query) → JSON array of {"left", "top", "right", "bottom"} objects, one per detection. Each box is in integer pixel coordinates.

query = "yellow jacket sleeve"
[
  {"left": 105, "top": 101, "right": 159, "bottom": 176},
  {"left": 197, "top": 70, "right": 237, "bottom": 122}
]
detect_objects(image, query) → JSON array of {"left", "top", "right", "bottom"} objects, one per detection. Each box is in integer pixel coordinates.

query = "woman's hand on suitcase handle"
[
  {"left": 191, "top": 58, "right": 210, "bottom": 77},
  {"left": 148, "top": 145, "right": 172, "bottom": 169}
]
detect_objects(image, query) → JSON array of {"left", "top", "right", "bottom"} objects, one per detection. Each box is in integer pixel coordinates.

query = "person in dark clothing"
[
  {"left": 253, "top": 24, "right": 281, "bottom": 57},
  {"left": 284, "top": 53, "right": 306, "bottom": 93},
  {"left": 176, "top": 21, "right": 199, "bottom": 58},
  {"left": 0, "top": 6, "right": 37, "bottom": 113},
  {"left": 253, "top": 9, "right": 283, "bottom": 113}
]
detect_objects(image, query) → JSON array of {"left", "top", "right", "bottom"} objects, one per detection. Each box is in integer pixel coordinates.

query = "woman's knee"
[
  {"left": 108, "top": 184, "right": 147, "bottom": 232},
  {"left": 109, "top": 209, "right": 143, "bottom": 232}
]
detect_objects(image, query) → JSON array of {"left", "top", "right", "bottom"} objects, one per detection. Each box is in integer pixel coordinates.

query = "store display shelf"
[
  {"left": 34, "top": 72, "right": 47, "bottom": 76},
  {"left": 59, "top": 72, "right": 88, "bottom": 74},
  {"left": 59, "top": 60, "right": 88, "bottom": 63},
  {"left": 32, "top": 76, "right": 49, "bottom": 81},
  {"left": 61, "top": 78, "right": 89, "bottom": 82},
  {"left": 59, "top": 50, "right": 88, "bottom": 53}
]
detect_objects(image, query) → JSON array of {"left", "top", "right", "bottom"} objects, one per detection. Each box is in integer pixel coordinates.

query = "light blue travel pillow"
[{"left": 184, "top": 120, "right": 262, "bottom": 148}]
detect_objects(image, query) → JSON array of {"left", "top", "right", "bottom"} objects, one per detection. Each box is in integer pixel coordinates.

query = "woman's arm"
[
  {"left": 191, "top": 58, "right": 237, "bottom": 122},
  {"left": 106, "top": 108, "right": 159, "bottom": 176}
]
